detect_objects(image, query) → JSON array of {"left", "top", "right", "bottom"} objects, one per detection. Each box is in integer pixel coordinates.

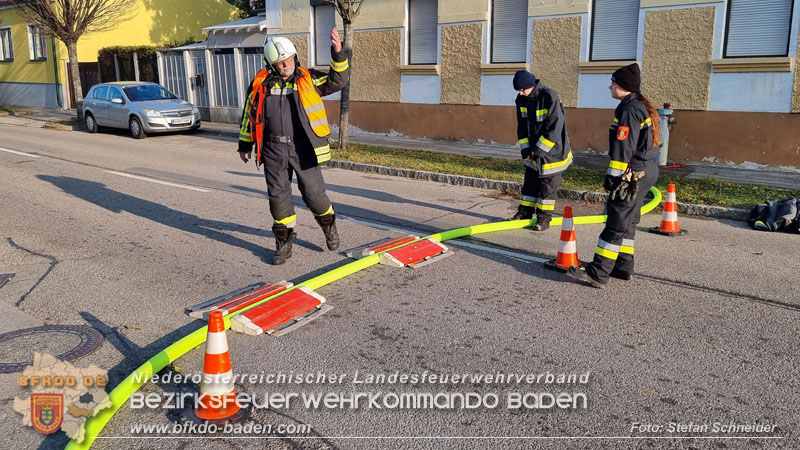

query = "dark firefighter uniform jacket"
[
  {"left": 515, "top": 82, "right": 572, "bottom": 177},
  {"left": 238, "top": 48, "right": 350, "bottom": 167},
  {"left": 606, "top": 94, "right": 659, "bottom": 178}
]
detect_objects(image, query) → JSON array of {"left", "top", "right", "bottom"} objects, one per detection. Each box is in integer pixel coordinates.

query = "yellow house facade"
[{"left": 0, "top": 0, "right": 239, "bottom": 109}]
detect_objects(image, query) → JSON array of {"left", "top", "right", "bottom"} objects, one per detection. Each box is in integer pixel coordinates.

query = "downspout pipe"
[{"left": 51, "top": 36, "right": 62, "bottom": 108}]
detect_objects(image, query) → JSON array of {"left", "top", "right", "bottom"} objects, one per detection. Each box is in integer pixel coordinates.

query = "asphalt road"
[{"left": 0, "top": 125, "right": 797, "bottom": 450}]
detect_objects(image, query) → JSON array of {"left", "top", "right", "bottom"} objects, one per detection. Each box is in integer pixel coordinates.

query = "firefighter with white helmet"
[
  {"left": 264, "top": 36, "right": 296, "bottom": 66},
  {"left": 238, "top": 29, "right": 350, "bottom": 265}
]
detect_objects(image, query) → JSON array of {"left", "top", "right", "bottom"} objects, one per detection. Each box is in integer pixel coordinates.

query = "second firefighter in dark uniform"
[
  {"left": 568, "top": 63, "right": 660, "bottom": 288},
  {"left": 511, "top": 70, "right": 572, "bottom": 231},
  {"left": 238, "top": 30, "right": 349, "bottom": 265}
]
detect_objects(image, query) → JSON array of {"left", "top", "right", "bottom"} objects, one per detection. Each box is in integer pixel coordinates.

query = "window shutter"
[
  {"left": 725, "top": 0, "right": 793, "bottom": 57},
  {"left": 0, "top": 29, "right": 13, "bottom": 60},
  {"left": 27, "top": 25, "right": 35, "bottom": 60},
  {"left": 491, "top": 0, "right": 528, "bottom": 63},
  {"left": 409, "top": 0, "right": 438, "bottom": 64},
  {"left": 315, "top": 5, "right": 336, "bottom": 66},
  {"left": 591, "top": 0, "right": 639, "bottom": 61}
]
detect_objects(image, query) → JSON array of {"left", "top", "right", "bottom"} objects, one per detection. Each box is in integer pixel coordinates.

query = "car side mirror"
[{"left": 111, "top": 98, "right": 124, "bottom": 104}]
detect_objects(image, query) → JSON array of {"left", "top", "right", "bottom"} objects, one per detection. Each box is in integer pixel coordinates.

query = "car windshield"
[{"left": 123, "top": 85, "right": 178, "bottom": 101}]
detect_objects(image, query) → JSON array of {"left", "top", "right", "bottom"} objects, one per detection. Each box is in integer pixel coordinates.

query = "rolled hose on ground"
[{"left": 66, "top": 187, "right": 662, "bottom": 449}]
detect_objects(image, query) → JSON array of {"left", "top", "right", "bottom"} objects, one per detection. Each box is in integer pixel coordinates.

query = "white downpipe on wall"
[
  {"left": 233, "top": 47, "right": 245, "bottom": 106},
  {"left": 183, "top": 50, "right": 193, "bottom": 106},
  {"left": 204, "top": 49, "right": 216, "bottom": 107}
]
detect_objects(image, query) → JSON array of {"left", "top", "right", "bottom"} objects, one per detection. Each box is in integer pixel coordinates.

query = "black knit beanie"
[
  {"left": 513, "top": 70, "right": 537, "bottom": 91},
  {"left": 611, "top": 63, "right": 641, "bottom": 93}
]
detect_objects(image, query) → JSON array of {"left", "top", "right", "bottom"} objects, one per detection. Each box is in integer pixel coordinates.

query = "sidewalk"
[
  {"left": 199, "top": 118, "right": 800, "bottom": 191},
  {"left": 3, "top": 105, "right": 799, "bottom": 190}
]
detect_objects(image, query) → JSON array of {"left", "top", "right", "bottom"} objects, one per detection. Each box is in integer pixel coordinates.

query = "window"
[
  {"left": 491, "top": 0, "right": 527, "bottom": 63},
  {"left": 409, "top": 0, "right": 438, "bottom": 64},
  {"left": 109, "top": 87, "right": 125, "bottom": 103},
  {"left": 590, "top": 0, "right": 639, "bottom": 61},
  {"left": 124, "top": 85, "right": 177, "bottom": 101},
  {"left": 27, "top": 24, "right": 47, "bottom": 60},
  {"left": 314, "top": 3, "right": 336, "bottom": 66},
  {"left": 0, "top": 27, "right": 13, "bottom": 61},
  {"left": 724, "top": 0, "right": 794, "bottom": 57},
  {"left": 93, "top": 86, "right": 109, "bottom": 100}
]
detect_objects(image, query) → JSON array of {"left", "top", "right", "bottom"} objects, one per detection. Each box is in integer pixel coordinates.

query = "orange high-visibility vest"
[{"left": 249, "top": 68, "right": 330, "bottom": 163}]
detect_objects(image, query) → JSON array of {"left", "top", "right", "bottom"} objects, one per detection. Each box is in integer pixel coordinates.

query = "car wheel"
[
  {"left": 129, "top": 117, "right": 146, "bottom": 139},
  {"left": 85, "top": 113, "right": 98, "bottom": 133}
]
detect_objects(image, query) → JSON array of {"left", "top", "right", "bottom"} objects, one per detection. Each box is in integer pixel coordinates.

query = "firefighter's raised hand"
[
  {"left": 331, "top": 28, "right": 342, "bottom": 53},
  {"left": 239, "top": 150, "right": 251, "bottom": 163}
]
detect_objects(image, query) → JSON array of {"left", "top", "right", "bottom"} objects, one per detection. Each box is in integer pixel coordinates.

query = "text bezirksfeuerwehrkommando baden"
[{"left": 134, "top": 370, "right": 591, "bottom": 386}]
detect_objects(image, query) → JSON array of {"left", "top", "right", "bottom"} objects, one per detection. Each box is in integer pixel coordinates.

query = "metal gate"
[
  {"left": 66, "top": 62, "right": 100, "bottom": 109},
  {"left": 189, "top": 51, "right": 210, "bottom": 119},
  {"left": 161, "top": 52, "right": 188, "bottom": 101}
]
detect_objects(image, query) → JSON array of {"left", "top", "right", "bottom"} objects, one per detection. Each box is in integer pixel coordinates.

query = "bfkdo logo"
[
  {"left": 31, "top": 393, "right": 64, "bottom": 434},
  {"left": 14, "top": 353, "right": 112, "bottom": 443}
]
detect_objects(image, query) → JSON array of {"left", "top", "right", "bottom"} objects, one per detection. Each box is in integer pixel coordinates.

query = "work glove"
[
  {"left": 624, "top": 170, "right": 645, "bottom": 201},
  {"left": 610, "top": 170, "right": 646, "bottom": 202},
  {"left": 603, "top": 174, "right": 622, "bottom": 192},
  {"left": 521, "top": 146, "right": 532, "bottom": 160}
]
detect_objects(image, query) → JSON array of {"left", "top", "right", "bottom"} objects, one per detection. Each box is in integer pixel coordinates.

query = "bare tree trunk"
[
  {"left": 337, "top": 21, "right": 354, "bottom": 150},
  {"left": 67, "top": 40, "right": 83, "bottom": 118}
]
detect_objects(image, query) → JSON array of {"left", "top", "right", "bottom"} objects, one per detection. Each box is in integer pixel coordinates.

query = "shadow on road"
[
  {"left": 324, "top": 182, "right": 500, "bottom": 223},
  {"left": 37, "top": 175, "right": 323, "bottom": 260}
]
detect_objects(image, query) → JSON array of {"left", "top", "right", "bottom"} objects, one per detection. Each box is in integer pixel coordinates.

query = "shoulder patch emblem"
[{"left": 617, "top": 126, "right": 630, "bottom": 141}]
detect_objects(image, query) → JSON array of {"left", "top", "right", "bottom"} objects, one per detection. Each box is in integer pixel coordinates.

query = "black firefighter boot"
[
  {"left": 271, "top": 224, "right": 295, "bottom": 265},
  {"left": 315, "top": 214, "right": 340, "bottom": 251},
  {"left": 511, "top": 205, "right": 535, "bottom": 221}
]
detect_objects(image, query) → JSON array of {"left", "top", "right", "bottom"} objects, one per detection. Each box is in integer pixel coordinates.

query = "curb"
[
  {"left": 198, "top": 128, "right": 236, "bottom": 138},
  {"left": 327, "top": 160, "right": 749, "bottom": 222},
  {"left": 27, "top": 125, "right": 751, "bottom": 222},
  {"left": 43, "top": 121, "right": 83, "bottom": 131}
]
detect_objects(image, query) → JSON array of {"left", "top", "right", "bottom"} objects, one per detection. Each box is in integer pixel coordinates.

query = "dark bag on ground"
[{"left": 748, "top": 198, "right": 800, "bottom": 233}]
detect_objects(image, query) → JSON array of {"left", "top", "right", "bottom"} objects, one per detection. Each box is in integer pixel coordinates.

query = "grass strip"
[{"left": 332, "top": 143, "right": 800, "bottom": 209}]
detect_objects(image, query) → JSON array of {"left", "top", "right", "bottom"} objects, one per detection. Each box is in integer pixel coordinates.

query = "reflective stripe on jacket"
[
  {"left": 515, "top": 82, "right": 572, "bottom": 177},
  {"left": 247, "top": 68, "right": 330, "bottom": 164},
  {"left": 607, "top": 94, "right": 659, "bottom": 175},
  {"left": 238, "top": 49, "right": 350, "bottom": 166}
]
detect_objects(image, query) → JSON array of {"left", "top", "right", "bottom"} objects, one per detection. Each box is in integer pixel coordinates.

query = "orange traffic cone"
[
  {"left": 649, "top": 183, "right": 687, "bottom": 237},
  {"left": 182, "top": 311, "right": 248, "bottom": 425},
  {"left": 544, "top": 206, "right": 581, "bottom": 272}
]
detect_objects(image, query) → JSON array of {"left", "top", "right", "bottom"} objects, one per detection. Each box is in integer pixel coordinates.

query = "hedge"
[{"left": 97, "top": 46, "right": 159, "bottom": 83}]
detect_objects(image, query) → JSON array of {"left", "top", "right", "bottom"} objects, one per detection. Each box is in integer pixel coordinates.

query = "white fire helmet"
[{"left": 264, "top": 36, "right": 297, "bottom": 65}]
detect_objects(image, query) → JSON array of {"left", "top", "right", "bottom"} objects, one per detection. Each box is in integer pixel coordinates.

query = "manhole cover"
[{"left": 0, "top": 325, "right": 104, "bottom": 373}]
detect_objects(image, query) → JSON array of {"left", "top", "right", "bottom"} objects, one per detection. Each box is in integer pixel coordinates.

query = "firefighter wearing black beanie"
[
  {"left": 611, "top": 63, "right": 641, "bottom": 93},
  {"left": 567, "top": 63, "right": 661, "bottom": 288},
  {"left": 510, "top": 70, "right": 572, "bottom": 231}
]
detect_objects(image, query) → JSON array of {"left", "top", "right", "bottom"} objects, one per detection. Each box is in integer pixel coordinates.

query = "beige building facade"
[{"left": 192, "top": 0, "right": 800, "bottom": 167}]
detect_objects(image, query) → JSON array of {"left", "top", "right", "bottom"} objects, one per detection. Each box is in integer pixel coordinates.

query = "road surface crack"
[{"left": 6, "top": 237, "right": 59, "bottom": 307}]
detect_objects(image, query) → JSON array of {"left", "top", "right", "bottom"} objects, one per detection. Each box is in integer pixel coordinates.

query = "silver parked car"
[{"left": 83, "top": 82, "right": 201, "bottom": 139}]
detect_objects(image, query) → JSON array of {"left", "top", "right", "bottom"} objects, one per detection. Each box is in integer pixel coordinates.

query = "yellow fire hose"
[{"left": 66, "top": 187, "right": 662, "bottom": 449}]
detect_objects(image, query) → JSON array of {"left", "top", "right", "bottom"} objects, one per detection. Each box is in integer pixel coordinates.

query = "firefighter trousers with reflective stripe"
[
  {"left": 586, "top": 161, "right": 658, "bottom": 283},
  {"left": 519, "top": 168, "right": 561, "bottom": 223},
  {"left": 263, "top": 141, "right": 332, "bottom": 226}
]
